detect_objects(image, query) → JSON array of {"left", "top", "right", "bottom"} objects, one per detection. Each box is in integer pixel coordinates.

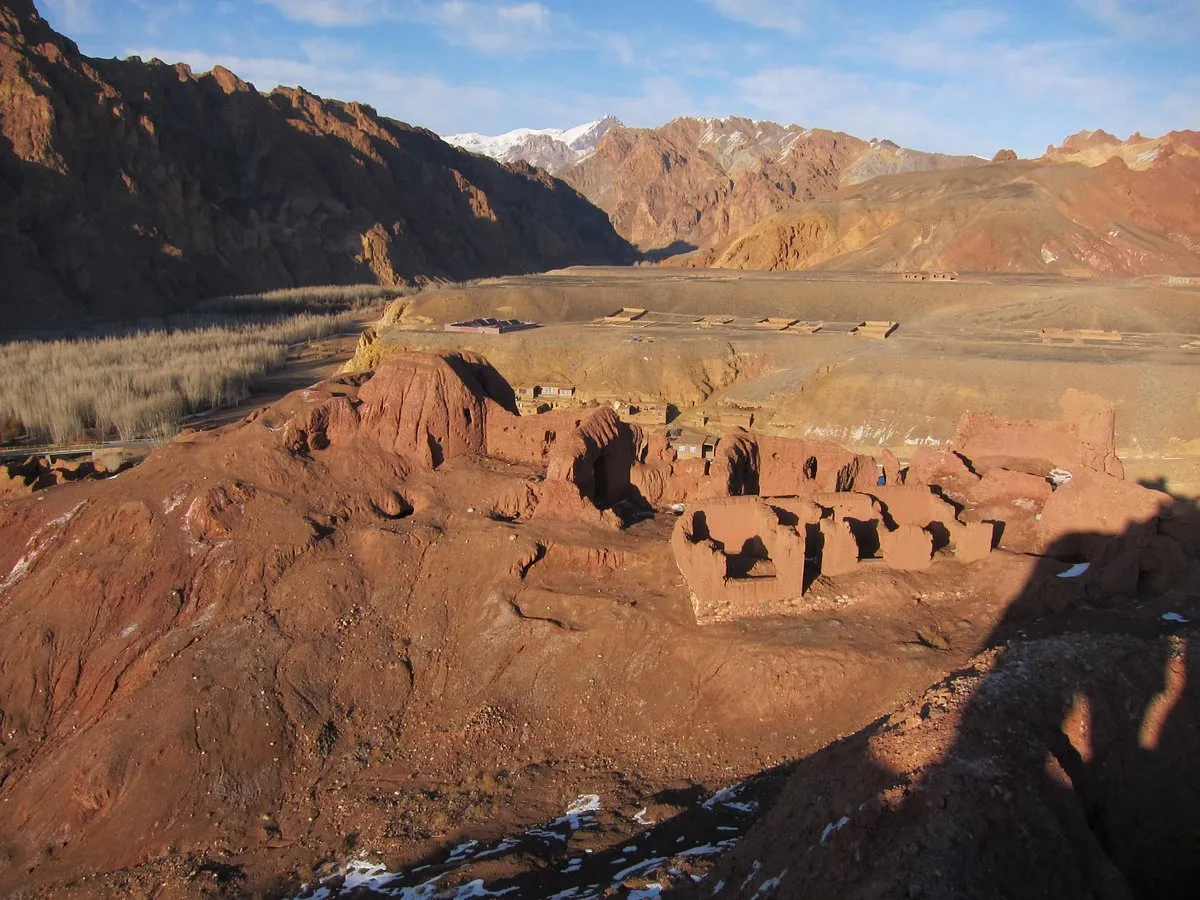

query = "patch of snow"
[
  {"left": 452, "top": 881, "right": 518, "bottom": 898},
  {"left": 628, "top": 886, "right": 663, "bottom": 900},
  {"left": 712, "top": 880, "right": 726, "bottom": 894},
  {"left": 447, "top": 840, "right": 478, "bottom": 862},
  {"left": 633, "top": 807, "right": 654, "bottom": 825},
  {"left": 702, "top": 782, "right": 745, "bottom": 810},
  {"left": 1057, "top": 562, "right": 1090, "bottom": 579},
  {"left": 120, "top": 623, "right": 138, "bottom": 638},
  {"left": 473, "top": 838, "right": 519, "bottom": 859},
  {"left": 751, "top": 869, "right": 787, "bottom": 898},
  {"left": 611, "top": 856, "right": 667, "bottom": 882},
  {"left": 820, "top": 815, "right": 850, "bottom": 844},
  {"left": 678, "top": 839, "right": 739, "bottom": 858},
  {"left": 527, "top": 793, "right": 602, "bottom": 841},
  {"left": 1041, "top": 246, "right": 1058, "bottom": 264},
  {"left": 740, "top": 861, "right": 763, "bottom": 890},
  {"left": 1162, "top": 612, "right": 1190, "bottom": 624},
  {"left": 342, "top": 860, "right": 398, "bottom": 892},
  {"left": 1048, "top": 467, "right": 1073, "bottom": 486}
]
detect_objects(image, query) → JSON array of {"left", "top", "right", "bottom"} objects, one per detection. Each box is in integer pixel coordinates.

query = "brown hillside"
[
  {"left": 0, "top": 1, "right": 632, "bottom": 329},
  {"left": 681, "top": 148, "right": 1200, "bottom": 276},
  {"left": 558, "top": 116, "right": 984, "bottom": 254}
]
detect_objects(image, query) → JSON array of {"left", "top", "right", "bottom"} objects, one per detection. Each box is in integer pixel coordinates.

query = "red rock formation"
[
  {"left": 680, "top": 140, "right": 1200, "bottom": 276},
  {"left": 560, "top": 116, "right": 984, "bottom": 253},
  {"left": 0, "top": 2, "right": 632, "bottom": 328},
  {"left": 818, "top": 517, "right": 860, "bottom": 576},
  {"left": 350, "top": 353, "right": 489, "bottom": 467}
]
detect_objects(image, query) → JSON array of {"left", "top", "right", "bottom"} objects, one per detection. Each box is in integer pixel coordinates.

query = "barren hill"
[
  {"left": 0, "top": 1, "right": 632, "bottom": 329},
  {"left": 1043, "top": 127, "right": 1200, "bottom": 169},
  {"left": 680, "top": 146, "right": 1200, "bottom": 276},
  {"left": 552, "top": 116, "right": 985, "bottom": 254}
]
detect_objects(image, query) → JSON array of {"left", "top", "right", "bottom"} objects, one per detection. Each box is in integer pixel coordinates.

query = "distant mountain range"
[
  {"left": 448, "top": 116, "right": 989, "bottom": 254},
  {"left": 447, "top": 115, "right": 1200, "bottom": 276},
  {"left": 4, "top": 0, "right": 1198, "bottom": 329}
]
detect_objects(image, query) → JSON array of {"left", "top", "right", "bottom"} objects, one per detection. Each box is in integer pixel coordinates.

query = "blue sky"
[{"left": 40, "top": 0, "right": 1200, "bottom": 157}]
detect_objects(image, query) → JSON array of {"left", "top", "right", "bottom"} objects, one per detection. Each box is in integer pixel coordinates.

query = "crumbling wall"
[
  {"left": 949, "top": 389, "right": 1124, "bottom": 478},
  {"left": 755, "top": 435, "right": 877, "bottom": 496},
  {"left": 672, "top": 497, "right": 807, "bottom": 624}
]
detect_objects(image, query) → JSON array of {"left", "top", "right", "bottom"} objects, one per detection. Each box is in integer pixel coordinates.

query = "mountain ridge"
[
  {"left": 0, "top": 1, "right": 633, "bottom": 329},
  {"left": 675, "top": 144, "right": 1200, "bottom": 277},
  {"left": 443, "top": 114, "right": 622, "bottom": 174},
  {"left": 557, "top": 115, "right": 989, "bottom": 253}
]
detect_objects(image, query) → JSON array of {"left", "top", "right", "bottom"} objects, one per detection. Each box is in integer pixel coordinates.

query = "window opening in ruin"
[
  {"left": 726, "top": 534, "right": 777, "bottom": 579},
  {"left": 804, "top": 456, "right": 818, "bottom": 480}
]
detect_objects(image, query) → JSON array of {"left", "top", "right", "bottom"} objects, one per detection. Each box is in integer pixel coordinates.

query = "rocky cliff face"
[
  {"left": 0, "top": 1, "right": 633, "bottom": 329},
  {"left": 680, "top": 144, "right": 1200, "bottom": 277},
  {"left": 556, "top": 116, "right": 985, "bottom": 254}
]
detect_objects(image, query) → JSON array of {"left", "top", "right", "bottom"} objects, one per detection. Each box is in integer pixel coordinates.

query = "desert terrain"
[
  {"left": 358, "top": 267, "right": 1200, "bottom": 497},
  {"left": 1, "top": 1, "right": 1198, "bottom": 898},
  {"left": 1, "top": 265, "right": 1195, "bottom": 899}
]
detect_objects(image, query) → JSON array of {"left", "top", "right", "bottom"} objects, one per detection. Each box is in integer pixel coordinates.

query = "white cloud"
[
  {"left": 1074, "top": 0, "right": 1200, "bottom": 40},
  {"left": 702, "top": 0, "right": 808, "bottom": 35},
  {"left": 259, "top": 0, "right": 560, "bottom": 54},
  {"left": 259, "top": 0, "right": 386, "bottom": 26},
  {"left": 41, "top": 0, "right": 99, "bottom": 33},
  {"left": 735, "top": 65, "right": 962, "bottom": 149},
  {"left": 417, "top": 1, "right": 556, "bottom": 53}
]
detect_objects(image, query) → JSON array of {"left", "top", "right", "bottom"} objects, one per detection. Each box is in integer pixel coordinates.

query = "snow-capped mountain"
[{"left": 443, "top": 115, "right": 621, "bottom": 174}]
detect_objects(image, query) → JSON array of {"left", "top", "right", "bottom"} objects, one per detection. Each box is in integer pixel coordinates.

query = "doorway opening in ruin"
[
  {"left": 847, "top": 517, "right": 880, "bottom": 558},
  {"left": 803, "top": 456, "right": 818, "bottom": 480},
  {"left": 593, "top": 453, "right": 613, "bottom": 508},
  {"left": 427, "top": 434, "right": 445, "bottom": 467},
  {"left": 725, "top": 535, "right": 777, "bottom": 579},
  {"left": 803, "top": 522, "right": 823, "bottom": 589}
]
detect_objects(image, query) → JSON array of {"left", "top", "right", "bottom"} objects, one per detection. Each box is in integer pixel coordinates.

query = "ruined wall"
[
  {"left": 950, "top": 389, "right": 1124, "bottom": 478},
  {"left": 672, "top": 497, "right": 807, "bottom": 624},
  {"left": 755, "top": 435, "right": 878, "bottom": 496}
]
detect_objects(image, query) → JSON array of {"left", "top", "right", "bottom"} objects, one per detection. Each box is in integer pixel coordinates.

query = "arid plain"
[{"left": 358, "top": 267, "right": 1200, "bottom": 496}]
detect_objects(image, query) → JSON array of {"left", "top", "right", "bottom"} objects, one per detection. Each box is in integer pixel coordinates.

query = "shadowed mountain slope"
[{"left": 0, "top": 1, "right": 633, "bottom": 329}]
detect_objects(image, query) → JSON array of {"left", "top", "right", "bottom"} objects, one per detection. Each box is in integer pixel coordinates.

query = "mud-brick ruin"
[{"left": 279, "top": 352, "right": 1189, "bottom": 627}]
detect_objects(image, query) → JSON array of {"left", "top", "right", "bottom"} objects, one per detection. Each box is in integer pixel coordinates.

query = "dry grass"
[
  {"left": 202, "top": 284, "right": 409, "bottom": 314},
  {"left": 0, "top": 312, "right": 353, "bottom": 444}
]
